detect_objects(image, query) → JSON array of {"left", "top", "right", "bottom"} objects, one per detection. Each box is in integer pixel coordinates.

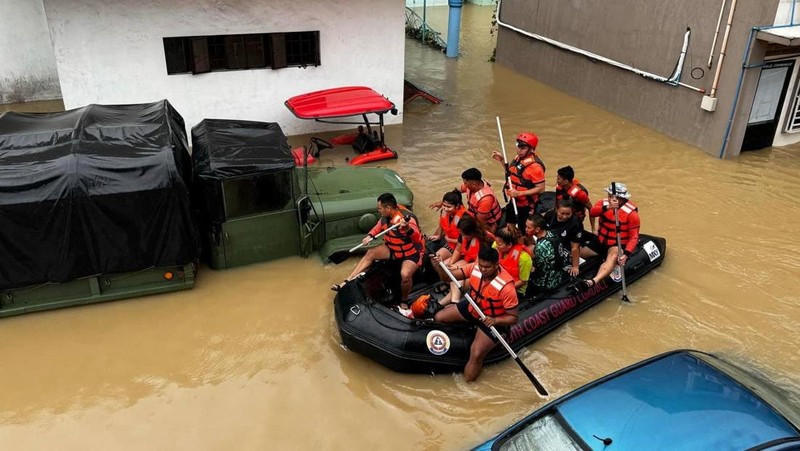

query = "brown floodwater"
[{"left": 2, "top": 5, "right": 799, "bottom": 450}]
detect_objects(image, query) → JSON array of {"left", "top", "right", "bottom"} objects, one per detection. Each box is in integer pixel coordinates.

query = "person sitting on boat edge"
[
  {"left": 331, "top": 193, "right": 424, "bottom": 308},
  {"left": 493, "top": 224, "right": 532, "bottom": 297},
  {"left": 434, "top": 215, "right": 496, "bottom": 305},
  {"left": 433, "top": 245, "right": 519, "bottom": 382},
  {"left": 426, "top": 189, "right": 470, "bottom": 262},
  {"left": 543, "top": 198, "right": 586, "bottom": 277},
  {"left": 525, "top": 213, "right": 568, "bottom": 298},
  {"left": 554, "top": 165, "right": 595, "bottom": 233},
  {"left": 491, "top": 132, "right": 545, "bottom": 230},
  {"left": 576, "top": 182, "right": 640, "bottom": 292}
]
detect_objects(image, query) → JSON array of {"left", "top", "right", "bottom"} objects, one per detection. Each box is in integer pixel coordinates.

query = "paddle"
[
  {"left": 438, "top": 261, "right": 549, "bottom": 396},
  {"left": 496, "top": 117, "right": 519, "bottom": 219},
  {"left": 328, "top": 223, "right": 402, "bottom": 264},
  {"left": 611, "top": 182, "right": 631, "bottom": 303}
]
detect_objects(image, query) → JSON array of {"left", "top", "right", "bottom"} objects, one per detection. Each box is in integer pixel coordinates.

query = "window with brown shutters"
[{"left": 162, "top": 31, "right": 319, "bottom": 75}]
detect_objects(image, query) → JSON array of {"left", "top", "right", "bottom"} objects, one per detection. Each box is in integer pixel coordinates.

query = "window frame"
[{"left": 163, "top": 31, "right": 320, "bottom": 75}]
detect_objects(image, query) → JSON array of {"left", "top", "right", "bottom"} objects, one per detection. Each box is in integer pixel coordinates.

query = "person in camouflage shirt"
[{"left": 525, "top": 214, "right": 567, "bottom": 297}]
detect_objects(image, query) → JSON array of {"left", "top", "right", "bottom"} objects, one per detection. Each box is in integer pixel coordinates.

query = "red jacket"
[{"left": 590, "top": 199, "right": 640, "bottom": 255}]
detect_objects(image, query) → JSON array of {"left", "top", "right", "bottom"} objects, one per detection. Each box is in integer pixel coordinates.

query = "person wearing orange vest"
[
  {"left": 554, "top": 165, "right": 595, "bottom": 233},
  {"left": 332, "top": 193, "right": 424, "bottom": 307},
  {"left": 434, "top": 245, "right": 519, "bottom": 382},
  {"left": 434, "top": 215, "right": 495, "bottom": 305},
  {"left": 493, "top": 224, "right": 532, "bottom": 296},
  {"left": 427, "top": 190, "right": 470, "bottom": 262},
  {"left": 492, "top": 132, "right": 545, "bottom": 230},
  {"left": 577, "top": 183, "right": 640, "bottom": 292},
  {"left": 460, "top": 168, "right": 503, "bottom": 234}
]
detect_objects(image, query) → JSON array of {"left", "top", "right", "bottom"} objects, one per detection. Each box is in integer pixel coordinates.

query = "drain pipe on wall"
[
  {"left": 701, "top": 0, "right": 739, "bottom": 112},
  {"left": 446, "top": 0, "right": 463, "bottom": 58},
  {"left": 495, "top": 0, "right": 705, "bottom": 92},
  {"left": 707, "top": 0, "right": 728, "bottom": 68}
]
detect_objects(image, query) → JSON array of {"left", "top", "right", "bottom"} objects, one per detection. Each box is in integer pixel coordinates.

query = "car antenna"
[{"left": 592, "top": 435, "right": 613, "bottom": 446}]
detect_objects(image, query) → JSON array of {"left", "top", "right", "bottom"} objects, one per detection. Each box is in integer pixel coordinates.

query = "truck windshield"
[
  {"left": 222, "top": 171, "right": 293, "bottom": 218},
  {"left": 498, "top": 414, "right": 583, "bottom": 451}
]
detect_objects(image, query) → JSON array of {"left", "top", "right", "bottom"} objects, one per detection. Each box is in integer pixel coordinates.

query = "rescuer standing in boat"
[{"left": 491, "top": 132, "right": 546, "bottom": 230}]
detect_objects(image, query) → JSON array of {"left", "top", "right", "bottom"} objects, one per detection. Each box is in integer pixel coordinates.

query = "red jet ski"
[{"left": 285, "top": 86, "right": 399, "bottom": 166}]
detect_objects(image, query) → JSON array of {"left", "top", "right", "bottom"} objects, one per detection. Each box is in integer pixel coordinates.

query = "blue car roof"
[{"left": 558, "top": 351, "right": 799, "bottom": 450}]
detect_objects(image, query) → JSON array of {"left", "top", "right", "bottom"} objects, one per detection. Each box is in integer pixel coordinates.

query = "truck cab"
[{"left": 191, "top": 119, "right": 413, "bottom": 269}]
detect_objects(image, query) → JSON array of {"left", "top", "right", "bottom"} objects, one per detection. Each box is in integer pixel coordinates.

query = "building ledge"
[{"left": 757, "top": 26, "right": 800, "bottom": 46}]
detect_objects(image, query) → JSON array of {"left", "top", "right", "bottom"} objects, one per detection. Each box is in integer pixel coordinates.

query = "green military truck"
[
  {"left": 0, "top": 109, "right": 413, "bottom": 318},
  {"left": 0, "top": 100, "right": 199, "bottom": 317},
  {"left": 191, "top": 119, "right": 413, "bottom": 269}
]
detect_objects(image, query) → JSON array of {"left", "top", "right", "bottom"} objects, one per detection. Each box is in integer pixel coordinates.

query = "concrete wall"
[
  {"left": 43, "top": 0, "right": 406, "bottom": 136},
  {"left": 0, "top": 0, "right": 61, "bottom": 103},
  {"left": 496, "top": 0, "right": 780, "bottom": 158}
]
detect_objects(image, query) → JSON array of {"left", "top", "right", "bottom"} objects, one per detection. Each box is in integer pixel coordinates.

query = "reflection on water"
[{"left": 1, "top": 4, "right": 799, "bottom": 450}]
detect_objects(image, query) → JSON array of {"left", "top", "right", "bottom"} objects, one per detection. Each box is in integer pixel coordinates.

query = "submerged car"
[{"left": 475, "top": 350, "right": 800, "bottom": 450}]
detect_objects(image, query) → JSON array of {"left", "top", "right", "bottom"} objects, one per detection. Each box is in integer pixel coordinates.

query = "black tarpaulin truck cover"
[
  {"left": 191, "top": 119, "right": 296, "bottom": 225},
  {"left": 191, "top": 118, "right": 295, "bottom": 181},
  {"left": 0, "top": 100, "right": 199, "bottom": 290}
]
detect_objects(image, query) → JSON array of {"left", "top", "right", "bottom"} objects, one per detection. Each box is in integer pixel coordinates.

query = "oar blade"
[
  {"left": 515, "top": 357, "right": 548, "bottom": 396},
  {"left": 327, "top": 251, "right": 352, "bottom": 265}
]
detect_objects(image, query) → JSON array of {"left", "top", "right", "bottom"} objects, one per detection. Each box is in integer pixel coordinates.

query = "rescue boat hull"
[{"left": 334, "top": 234, "right": 666, "bottom": 374}]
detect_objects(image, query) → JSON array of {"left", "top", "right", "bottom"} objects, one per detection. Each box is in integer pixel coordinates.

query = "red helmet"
[
  {"left": 516, "top": 132, "right": 539, "bottom": 149},
  {"left": 411, "top": 294, "right": 431, "bottom": 318}
]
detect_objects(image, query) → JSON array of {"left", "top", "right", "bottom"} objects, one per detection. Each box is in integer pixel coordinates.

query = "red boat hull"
[
  {"left": 291, "top": 147, "right": 317, "bottom": 166},
  {"left": 348, "top": 146, "right": 397, "bottom": 165}
]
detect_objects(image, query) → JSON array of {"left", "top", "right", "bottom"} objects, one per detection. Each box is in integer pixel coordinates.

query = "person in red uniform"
[
  {"left": 427, "top": 190, "right": 470, "bottom": 262},
  {"left": 492, "top": 132, "right": 545, "bottom": 230},
  {"left": 435, "top": 215, "right": 495, "bottom": 305},
  {"left": 460, "top": 168, "right": 503, "bottom": 233},
  {"left": 434, "top": 245, "right": 519, "bottom": 382},
  {"left": 577, "top": 183, "right": 640, "bottom": 292},
  {"left": 554, "top": 165, "right": 595, "bottom": 233},
  {"left": 332, "top": 193, "right": 424, "bottom": 306}
]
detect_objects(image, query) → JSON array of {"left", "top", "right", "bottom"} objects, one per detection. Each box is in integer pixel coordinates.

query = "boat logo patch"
[
  {"left": 610, "top": 265, "right": 623, "bottom": 282},
  {"left": 426, "top": 330, "right": 451, "bottom": 355},
  {"left": 643, "top": 241, "right": 660, "bottom": 262}
]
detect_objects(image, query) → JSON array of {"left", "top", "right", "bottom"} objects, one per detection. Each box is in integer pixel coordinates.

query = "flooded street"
[{"left": 2, "top": 4, "right": 800, "bottom": 450}]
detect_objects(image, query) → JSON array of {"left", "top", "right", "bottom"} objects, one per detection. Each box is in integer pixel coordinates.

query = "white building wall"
[
  {"left": 43, "top": 0, "right": 405, "bottom": 136},
  {"left": 0, "top": 0, "right": 61, "bottom": 103}
]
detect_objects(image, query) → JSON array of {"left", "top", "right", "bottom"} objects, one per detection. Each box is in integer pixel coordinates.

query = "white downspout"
[
  {"left": 701, "top": 0, "right": 738, "bottom": 112},
  {"left": 709, "top": 0, "right": 738, "bottom": 98},
  {"left": 495, "top": 0, "right": 705, "bottom": 93},
  {"left": 707, "top": 0, "right": 728, "bottom": 68}
]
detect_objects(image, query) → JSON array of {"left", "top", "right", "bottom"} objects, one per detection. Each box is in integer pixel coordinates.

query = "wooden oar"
[
  {"left": 496, "top": 117, "right": 519, "bottom": 218},
  {"left": 438, "top": 261, "right": 548, "bottom": 397},
  {"left": 329, "top": 223, "right": 402, "bottom": 264}
]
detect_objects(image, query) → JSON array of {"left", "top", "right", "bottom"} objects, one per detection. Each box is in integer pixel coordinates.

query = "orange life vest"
[
  {"left": 380, "top": 208, "right": 422, "bottom": 259},
  {"left": 597, "top": 200, "right": 638, "bottom": 247},
  {"left": 498, "top": 244, "right": 530, "bottom": 281},
  {"left": 467, "top": 265, "right": 515, "bottom": 318},
  {"left": 460, "top": 232, "right": 495, "bottom": 263},
  {"left": 507, "top": 153, "right": 545, "bottom": 206},
  {"left": 467, "top": 184, "right": 502, "bottom": 227},
  {"left": 440, "top": 205, "right": 469, "bottom": 246},
  {"left": 557, "top": 179, "right": 590, "bottom": 220}
]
